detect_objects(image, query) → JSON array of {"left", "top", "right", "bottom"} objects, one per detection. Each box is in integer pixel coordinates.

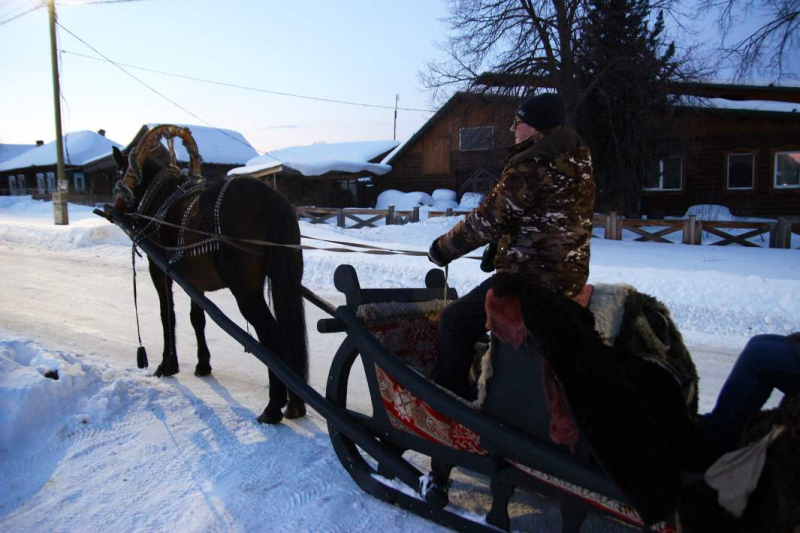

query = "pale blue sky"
[
  {"left": 1, "top": 1, "right": 795, "bottom": 154},
  {"left": 0, "top": 0, "right": 448, "bottom": 152}
]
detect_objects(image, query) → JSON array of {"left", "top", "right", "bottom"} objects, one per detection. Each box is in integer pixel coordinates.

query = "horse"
[{"left": 112, "top": 124, "right": 307, "bottom": 424}]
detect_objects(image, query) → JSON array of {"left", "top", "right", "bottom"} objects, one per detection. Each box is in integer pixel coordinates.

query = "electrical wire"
[
  {"left": 60, "top": 49, "right": 433, "bottom": 113},
  {"left": 55, "top": 21, "right": 282, "bottom": 161},
  {"left": 0, "top": 2, "right": 43, "bottom": 27}
]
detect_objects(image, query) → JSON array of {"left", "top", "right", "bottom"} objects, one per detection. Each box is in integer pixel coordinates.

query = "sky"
[
  {"left": 0, "top": 0, "right": 448, "bottom": 153},
  {"left": 0, "top": 0, "right": 796, "bottom": 156}
]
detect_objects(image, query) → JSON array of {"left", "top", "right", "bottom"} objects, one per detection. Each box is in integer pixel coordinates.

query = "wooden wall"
[
  {"left": 376, "top": 94, "right": 518, "bottom": 204},
  {"left": 642, "top": 109, "right": 800, "bottom": 218}
]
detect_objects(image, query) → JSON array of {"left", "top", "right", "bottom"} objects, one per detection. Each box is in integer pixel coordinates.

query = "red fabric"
[
  {"left": 484, "top": 289, "right": 527, "bottom": 349},
  {"left": 485, "top": 284, "right": 594, "bottom": 452}
]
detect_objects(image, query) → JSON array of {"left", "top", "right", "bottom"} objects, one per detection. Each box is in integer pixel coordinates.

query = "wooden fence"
[
  {"left": 597, "top": 212, "right": 797, "bottom": 249},
  {"left": 296, "top": 206, "right": 471, "bottom": 229},
  {"left": 297, "top": 206, "right": 798, "bottom": 250}
]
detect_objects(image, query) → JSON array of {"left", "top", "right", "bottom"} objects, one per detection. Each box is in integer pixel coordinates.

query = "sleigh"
[{"left": 318, "top": 264, "right": 688, "bottom": 532}]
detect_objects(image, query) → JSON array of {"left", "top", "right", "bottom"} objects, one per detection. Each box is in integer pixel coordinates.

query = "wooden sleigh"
[{"left": 319, "top": 264, "right": 684, "bottom": 532}]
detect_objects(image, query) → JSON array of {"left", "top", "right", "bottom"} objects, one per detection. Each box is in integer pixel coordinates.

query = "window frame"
[
  {"left": 773, "top": 150, "right": 800, "bottom": 189},
  {"left": 37, "top": 172, "right": 46, "bottom": 194},
  {"left": 459, "top": 126, "right": 494, "bottom": 152},
  {"left": 46, "top": 171, "right": 55, "bottom": 192},
  {"left": 726, "top": 152, "right": 756, "bottom": 190},
  {"left": 643, "top": 156, "right": 683, "bottom": 192},
  {"left": 73, "top": 172, "right": 86, "bottom": 192}
]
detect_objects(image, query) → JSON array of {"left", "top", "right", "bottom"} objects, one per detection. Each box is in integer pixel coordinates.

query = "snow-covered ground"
[{"left": 0, "top": 196, "right": 798, "bottom": 532}]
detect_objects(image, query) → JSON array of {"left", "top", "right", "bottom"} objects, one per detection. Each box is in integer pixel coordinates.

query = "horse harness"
[{"left": 130, "top": 166, "right": 236, "bottom": 265}]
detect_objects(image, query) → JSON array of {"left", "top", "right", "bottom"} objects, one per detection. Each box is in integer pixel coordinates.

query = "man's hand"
[{"left": 427, "top": 240, "right": 450, "bottom": 268}]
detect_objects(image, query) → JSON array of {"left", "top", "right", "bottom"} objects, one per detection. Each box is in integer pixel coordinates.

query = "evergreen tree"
[{"left": 575, "top": 0, "right": 678, "bottom": 215}]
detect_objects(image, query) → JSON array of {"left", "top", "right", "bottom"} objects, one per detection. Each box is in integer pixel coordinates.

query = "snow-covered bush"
[
  {"left": 684, "top": 204, "right": 735, "bottom": 221},
  {"left": 459, "top": 192, "right": 485, "bottom": 210},
  {"left": 375, "top": 190, "right": 434, "bottom": 210},
  {"left": 432, "top": 189, "right": 457, "bottom": 202}
]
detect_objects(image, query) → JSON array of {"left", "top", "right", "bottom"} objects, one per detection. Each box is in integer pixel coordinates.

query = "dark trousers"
[
  {"left": 699, "top": 334, "right": 800, "bottom": 452},
  {"left": 434, "top": 276, "right": 494, "bottom": 399}
]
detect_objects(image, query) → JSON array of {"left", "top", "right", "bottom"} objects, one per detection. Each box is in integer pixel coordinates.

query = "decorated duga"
[{"left": 96, "top": 124, "right": 799, "bottom": 533}]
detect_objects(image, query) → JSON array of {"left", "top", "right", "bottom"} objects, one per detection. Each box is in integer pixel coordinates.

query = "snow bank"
[{"left": 0, "top": 339, "right": 144, "bottom": 452}]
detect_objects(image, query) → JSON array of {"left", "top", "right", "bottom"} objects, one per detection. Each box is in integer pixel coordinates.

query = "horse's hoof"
[
  {"left": 257, "top": 407, "right": 284, "bottom": 425},
  {"left": 194, "top": 365, "right": 212, "bottom": 377},
  {"left": 284, "top": 402, "right": 306, "bottom": 419},
  {"left": 154, "top": 363, "right": 179, "bottom": 378}
]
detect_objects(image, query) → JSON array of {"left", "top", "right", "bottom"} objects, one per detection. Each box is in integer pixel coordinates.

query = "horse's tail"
[{"left": 269, "top": 222, "right": 309, "bottom": 385}]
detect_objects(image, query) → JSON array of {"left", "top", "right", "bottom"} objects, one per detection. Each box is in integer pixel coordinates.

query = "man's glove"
[
  {"left": 427, "top": 239, "right": 450, "bottom": 268},
  {"left": 480, "top": 242, "right": 497, "bottom": 273}
]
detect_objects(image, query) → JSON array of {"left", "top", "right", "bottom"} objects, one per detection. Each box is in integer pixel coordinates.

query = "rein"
[{"left": 126, "top": 211, "right": 483, "bottom": 263}]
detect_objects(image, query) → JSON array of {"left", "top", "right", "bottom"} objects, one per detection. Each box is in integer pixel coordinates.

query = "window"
[
  {"left": 16, "top": 174, "right": 24, "bottom": 191},
  {"left": 459, "top": 127, "right": 494, "bottom": 151},
  {"left": 727, "top": 153, "right": 755, "bottom": 190},
  {"left": 8, "top": 176, "right": 16, "bottom": 192},
  {"left": 644, "top": 156, "right": 682, "bottom": 191},
  {"left": 774, "top": 151, "right": 800, "bottom": 188},
  {"left": 46, "top": 172, "right": 55, "bottom": 192},
  {"left": 73, "top": 172, "right": 86, "bottom": 192},
  {"left": 37, "top": 173, "right": 46, "bottom": 194}
]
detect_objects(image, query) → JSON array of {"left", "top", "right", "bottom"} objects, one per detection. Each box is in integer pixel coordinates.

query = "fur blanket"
[{"left": 504, "top": 278, "right": 711, "bottom": 526}]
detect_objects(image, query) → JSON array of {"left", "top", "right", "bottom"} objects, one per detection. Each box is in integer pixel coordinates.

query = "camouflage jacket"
[{"left": 436, "top": 126, "right": 595, "bottom": 297}]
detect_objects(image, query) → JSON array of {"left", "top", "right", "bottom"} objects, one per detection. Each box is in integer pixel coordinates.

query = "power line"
[
  {"left": 0, "top": 3, "right": 43, "bottom": 27},
  {"left": 55, "top": 21, "right": 282, "bottom": 161},
  {"left": 60, "top": 49, "right": 434, "bottom": 113}
]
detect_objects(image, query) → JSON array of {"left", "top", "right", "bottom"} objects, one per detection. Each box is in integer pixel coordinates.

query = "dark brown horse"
[{"left": 112, "top": 124, "right": 307, "bottom": 424}]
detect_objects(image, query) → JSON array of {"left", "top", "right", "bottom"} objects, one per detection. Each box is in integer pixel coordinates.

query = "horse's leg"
[
  {"left": 190, "top": 301, "right": 212, "bottom": 376},
  {"left": 149, "top": 262, "right": 179, "bottom": 377},
  {"left": 231, "top": 289, "right": 287, "bottom": 424}
]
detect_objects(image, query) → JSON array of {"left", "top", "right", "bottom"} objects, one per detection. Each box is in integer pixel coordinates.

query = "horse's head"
[{"left": 112, "top": 124, "right": 203, "bottom": 213}]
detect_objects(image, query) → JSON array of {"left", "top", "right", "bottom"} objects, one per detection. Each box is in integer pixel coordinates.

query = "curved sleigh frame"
[{"left": 320, "top": 264, "right": 675, "bottom": 532}]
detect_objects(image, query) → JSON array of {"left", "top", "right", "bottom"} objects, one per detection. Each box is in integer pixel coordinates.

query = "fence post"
[
  {"left": 446, "top": 207, "right": 453, "bottom": 217},
  {"left": 769, "top": 218, "right": 791, "bottom": 249},
  {"left": 683, "top": 214, "right": 700, "bottom": 245},
  {"left": 412, "top": 206, "right": 420, "bottom": 223},
  {"left": 337, "top": 208, "right": 345, "bottom": 228},
  {"left": 386, "top": 205, "right": 395, "bottom": 225},
  {"left": 604, "top": 211, "right": 619, "bottom": 240}
]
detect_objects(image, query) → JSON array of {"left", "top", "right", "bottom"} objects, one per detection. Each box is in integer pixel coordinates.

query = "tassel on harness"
[{"left": 132, "top": 244, "right": 149, "bottom": 368}]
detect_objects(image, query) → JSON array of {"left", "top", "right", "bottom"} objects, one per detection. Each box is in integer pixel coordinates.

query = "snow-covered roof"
[
  {"left": 701, "top": 98, "right": 800, "bottom": 113},
  {"left": 0, "top": 132, "right": 123, "bottom": 172},
  {"left": 139, "top": 124, "right": 258, "bottom": 166},
  {"left": 228, "top": 140, "right": 400, "bottom": 178},
  {"left": 0, "top": 144, "right": 37, "bottom": 165}
]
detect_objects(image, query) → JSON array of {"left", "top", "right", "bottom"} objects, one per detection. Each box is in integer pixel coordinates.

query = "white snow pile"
[
  {"left": 229, "top": 140, "right": 399, "bottom": 178},
  {"left": 374, "top": 188, "right": 482, "bottom": 211},
  {"left": 684, "top": 204, "right": 736, "bottom": 221},
  {"left": 0, "top": 196, "right": 129, "bottom": 250}
]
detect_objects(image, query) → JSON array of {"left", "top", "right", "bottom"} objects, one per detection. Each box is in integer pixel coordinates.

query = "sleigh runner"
[{"left": 321, "top": 264, "right": 693, "bottom": 532}]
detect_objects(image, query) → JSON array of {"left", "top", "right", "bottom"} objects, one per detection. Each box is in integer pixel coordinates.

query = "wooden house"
[
  {"left": 640, "top": 83, "right": 800, "bottom": 218},
  {"left": 228, "top": 140, "right": 400, "bottom": 207},
  {"left": 381, "top": 84, "right": 800, "bottom": 218},
  {"left": 82, "top": 124, "right": 260, "bottom": 204},
  {"left": 0, "top": 131, "right": 122, "bottom": 205},
  {"left": 379, "top": 92, "right": 519, "bottom": 204}
]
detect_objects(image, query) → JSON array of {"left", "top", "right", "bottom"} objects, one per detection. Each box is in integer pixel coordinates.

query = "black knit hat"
[{"left": 516, "top": 93, "right": 566, "bottom": 131}]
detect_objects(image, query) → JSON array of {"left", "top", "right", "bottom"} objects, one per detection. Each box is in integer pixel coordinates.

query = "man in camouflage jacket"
[{"left": 427, "top": 93, "right": 595, "bottom": 399}]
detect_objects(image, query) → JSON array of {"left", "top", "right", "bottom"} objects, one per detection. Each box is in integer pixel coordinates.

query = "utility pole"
[
  {"left": 393, "top": 94, "right": 399, "bottom": 141},
  {"left": 48, "top": 0, "right": 69, "bottom": 225}
]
